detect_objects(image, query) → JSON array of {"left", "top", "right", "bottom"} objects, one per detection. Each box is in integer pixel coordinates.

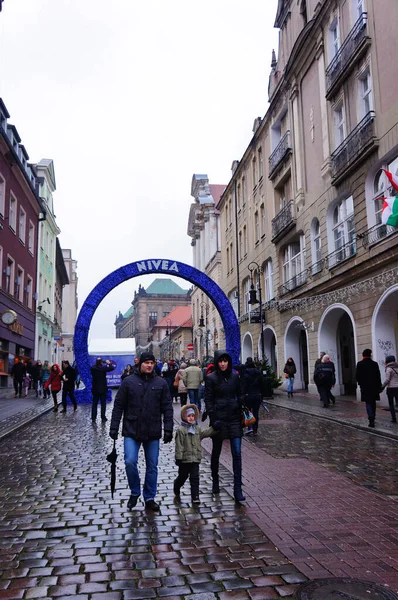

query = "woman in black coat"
[{"left": 205, "top": 350, "right": 245, "bottom": 502}]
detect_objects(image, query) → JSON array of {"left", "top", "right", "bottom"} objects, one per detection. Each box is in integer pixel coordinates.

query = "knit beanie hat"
[
  {"left": 139, "top": 352, "right": 156, "bottom": 365},
  {"left": 386, "top": 355, "right": 396, "bottom": 364}
]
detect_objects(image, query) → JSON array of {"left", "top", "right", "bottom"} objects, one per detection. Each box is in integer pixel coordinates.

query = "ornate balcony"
[
  {"left": 325, "top": 239, "right": 356, "bottom": 269},
  {"left": 360, "top": 223, "right": 398, "bottom": 248},
  {"left": 268, "top": 131, "right": 292, "bottom": 179},
  {"left": 278, "top": 269, "right": 308, "bottom": 297},
  {"left": 326, "top": 13, "right": 370, "bottom": 99},
  {"left": 271, "top": 200, "right": 295, "bottom": 242},
  {"left": 331, "top": 111, "right": 377, "bottom": 185}
]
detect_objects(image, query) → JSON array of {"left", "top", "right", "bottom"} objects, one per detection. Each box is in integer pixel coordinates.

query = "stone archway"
[
  {"left": 318, "top": 304, "right": 357, "bottom": 396},
  {"left": 284, "top": 317, "right": 309, "bottom": 391},
  {"left": 261, "top": 326, "right": 278, "bottom": 374},
  {"left": 74, "top": 258, "right": 241, "bottom": 398},
  {"left": 372, "top": 285, "right": 398, "bottom": 371},
  {"left": 241, "top": 332, "right": 253, "bottom": 363}
]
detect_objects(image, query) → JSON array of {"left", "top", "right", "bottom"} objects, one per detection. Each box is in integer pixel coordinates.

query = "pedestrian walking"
[
  {"left": 163, "top": 360, "right": 179, "bottom": 402},
  {"left": 182, "top": 359, "right": 203, "bottom": 411},
  {"left": 314, "top": 354, "right": 336, "bottom": 407},
  {"left": 61, "top": 360, "right": 78, "bottom": 412},
  {"left": 283, "top": 357, "right": 297, "bottom": 398},
  {"left": 41, "top": 360, "right": 51, "bottom": 398},
  {"left": 109, "top": 352, "right": 173, "bottom": 512},
  {"left": 381, "top": 355, "right": 398, "bottom": 423},
  {"left": 204, "top": 350, "right": 245, "bottom": 502},
  {"left": 356, "top": 348, "right": 382, "bottom": 428},
  {"left": 23, "top": 372, "right": 31, "bottom": 397},
  {"left": 314, "top": 351, "right": 326, "bottom": 367},
  {"left": 90, "top": 358, "right": 115, "bottom": 422},
  {"left": 174, "top": 404, "right": 219, "bottom": 504},
  {"left": 242, "top": 357, "right": 262, "bottom": 435},
  {"left": 174, "top": 362, "right": 188, "bottom": 406},
  {"left": 31, "top": 360, "right": 43, "bottom": 397},
  {"left": 11, "top": 357, "right": 26, "bottom": 398},
  {"left": 121, "top": 364, "right": 133, "bottom": 381},
  {"left": 43, "top": 364, "right": 63, "bottom": 412}
]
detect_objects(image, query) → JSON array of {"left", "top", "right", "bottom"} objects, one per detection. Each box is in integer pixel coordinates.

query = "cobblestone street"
[{"left": 0, "top": 397, "right": 397, "bottom": 599}]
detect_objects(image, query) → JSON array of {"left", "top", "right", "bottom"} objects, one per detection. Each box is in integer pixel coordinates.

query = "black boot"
[
  {"left": 211, "top": 468, "right": 220, "bottom": 494},
  {"left": 232, "top": 453, "right": 245, "bottom": 502}
]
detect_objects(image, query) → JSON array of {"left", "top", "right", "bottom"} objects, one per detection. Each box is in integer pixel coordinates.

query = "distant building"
[
  {"left": 61, "top": 249, "right": 78, "bottom": 364},
  {"left": 54, "top": 239, "right": 69, "bottom": 365},
  {"left": 115, "top": 278, "right": 191, "bottom": 356},
  {"left": 152, "top": 305, "right": 192, "bottom": 361}
]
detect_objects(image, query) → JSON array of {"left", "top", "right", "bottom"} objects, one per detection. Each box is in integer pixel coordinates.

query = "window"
[
  {"left": 353, "top": 0, "right": 365, "bottom": 21},
  {"left": 239, "top": 230, "right": 243, "bottom": 261},
  {"left": 260, "top": 203, "right": 266, "bottom": 237},
  {"left": 226, "top": 246, "right": 230, "bottom": 273},
  {"left": 283, "top": 237, "right": 306, "bottom": 288},
  {"left": 28, "top": 221, "right": 35, "bottom": 255},
  {"left": 329, "top": 16, "right": 340, "bottom": 59},
  {"left": 358, "top": 68, "right": 372, "bottom": 119},
  {"left": 331, "top": 196, "right": 356, "bottom": 265},
  {"left": 300, "top": 0, "right": 308, "bottom": 24},
  {"left": 243, "top": 226, "right": 248, "bottom": 256},
  {"left": 228, "top": 290, "right": 238, "bottom": 317},
  {"left": 19, "top": 207, "right": 26, "bottom": 243},
  {"left": 373, "top": 159, "right": 398, "bottom": 226},
  {"left": 243, "top": 278, "right": 251, "bottom": 314},
  {"left": 254, "top": 211, "right": 260, "bottom": 243},
  {"left": 242, "top": 176, "right": 246, "bottom": 205},
  {"left": 229, "top": 199, "right": 232, "bottom": 226},
  {"left": 237, "top": 183, "right": 241, "bottom": 211},
  {"left": 252, "top": 156, "right": 257, "bottom": 188},
  {"left": 311, "top": 219, "right": 322, "bottom": 274},
  {"left": 258, "top": 147, "right": 264, "bottom": 180},
  {"left": 16, "top": 267, "right": 23, "bottom": 302},
  {"left": 40, "top": 222, "right": 44, "bottom": 249},
  {"left": 0, "top": 174, "right": 5, "bottom": 217},
  {"left": 25, "top": 275, "right": 33, "bottom": 309},
  {"left": 229, "top": 242, "right": 233, "bottom": 271},
  {"left": 333, "top": 101, "right": 346, "bottom": 148},
  {"left": 225, "top": 203, "right": 229, "bottom": 230},
  {"left": 264, "top": 259, "right": 274, "bottom": 301},
  {"left": 5, "top": 257, "right": 14, "bottom": 295},
  {"left": 9, "top": 194, "right": 17, "bottom": 231}
]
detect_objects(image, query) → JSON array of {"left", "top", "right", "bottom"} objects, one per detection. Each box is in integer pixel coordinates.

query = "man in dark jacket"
[
  {"left": 314, "top": 354, "right": 336, "bottom": 407},
  {"left": 11, "top": 358, "right": 26, "bottom": 398},
  {"left": 109, "top": 351, "right": 173, "bottom": 512},
  {"left": 356, "top": 348, "right": 382, "bottom": 428},
  {"left": 90, "top": 358, "right": 115, "bottom": 423},
  {"left": 243, "top": 357, "right": 262, "bottom": 435},
  {"left": 61, "top": 360, "right": 77, "bottom": 412}
]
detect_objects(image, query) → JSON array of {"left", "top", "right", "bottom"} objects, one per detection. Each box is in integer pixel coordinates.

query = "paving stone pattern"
[{"left": 0, "top": 402, "right": 306, "bottom": 599}]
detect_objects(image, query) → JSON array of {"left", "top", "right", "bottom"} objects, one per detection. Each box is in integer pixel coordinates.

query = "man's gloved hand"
[
  {"left": 213, "top": 420, "right": 222, "bottom": 431},
  {"left": 175, "top": 459, "right": 182, "bottom": 466},
  {"left": 109, "top": 431, "right": 118, "bottom": 440},
  {"left": 163, "top": 431, "right": 173, "bottom": 444},
  {"left": 201, "top": 410, "right": 208, "bottom": 422}
]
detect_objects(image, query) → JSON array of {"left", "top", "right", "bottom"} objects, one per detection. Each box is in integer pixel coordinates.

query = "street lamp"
[
  {"left": 248, "top": 261, "right": 265, "bottom": 360},
  {"left": 199, "top": 302, "right": 210, "bottom": 360}
]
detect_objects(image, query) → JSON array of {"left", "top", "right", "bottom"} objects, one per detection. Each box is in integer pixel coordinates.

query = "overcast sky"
[{"left": 0, "top": 0, "right": 279, "bottom": 339}]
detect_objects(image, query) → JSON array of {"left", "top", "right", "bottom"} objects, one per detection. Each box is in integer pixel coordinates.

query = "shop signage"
[{"left": 8, "top": 321, "right": 23, "bottom": 335}]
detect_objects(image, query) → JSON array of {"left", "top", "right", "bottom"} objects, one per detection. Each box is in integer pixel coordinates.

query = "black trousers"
[
  {"left": 387, "top": 389, "right": 398, "bottom": 420},
  {"left": 13, "top": 378, "right": 23, "bottom": 396},
  {"left": 92, "top": 392, "right": 107, "bottom": 420},
  {"left": 174, "top": 462, "right": 200, "bottom": 499},
  {"left": 62, "top": 388, "right": 77, "bottom": 410}
]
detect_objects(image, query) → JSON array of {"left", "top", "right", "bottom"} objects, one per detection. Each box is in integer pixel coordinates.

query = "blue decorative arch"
[{"left": 74, "top": 258, "right": 241, "bottom": 399}]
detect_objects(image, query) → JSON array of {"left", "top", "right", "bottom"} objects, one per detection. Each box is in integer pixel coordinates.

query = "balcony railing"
[
  {"left": 278, "top": 269, "right": 308, "bottom": 296},
  {"left": 361, "top": 223, "right": 398, "bottom": 248},
  {"left": 268, "top": 131, "right": 292, "bottom": 178},
  {"left": 331, "top": 111, "right": 376, "bottom": 184},
  {"left": 325, "top": 239, "right": 356, "bottom": 269},
  {"left": 310, "top": 259, "right": 323, "bottom": 276},
  {"left": 326, "top": 13, "right": 370, "bottom": 97},
  {"left": 271, "top": 200, "right": 295, "bottom": 242}
]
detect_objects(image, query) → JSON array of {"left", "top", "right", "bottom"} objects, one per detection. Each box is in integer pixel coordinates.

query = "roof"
[
  {"left": 154, "top": 305, "right": 192, "bottom": 328},
  {"left": 209, "top": 184, "right": 226, "bottom": 206},
  {"left": 123, "top": 306, "right": 134, "bottom": 319},
  {"left": 88, "top": 338, "right": 136, "bottom": 355},
  {"left": 145, "top": 278, "right": 189, "bottom": 295}
]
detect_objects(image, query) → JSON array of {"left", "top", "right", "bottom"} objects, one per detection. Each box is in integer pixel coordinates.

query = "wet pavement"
[{"left": 0, "top": 392, "right": 397, "bottom": 598}]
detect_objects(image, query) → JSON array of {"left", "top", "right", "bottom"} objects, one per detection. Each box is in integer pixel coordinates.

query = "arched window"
[
  {"left": 328, "top": 196, "right": 356, "bottom": 267},
  {"left": 282, "top": 235, "right": 306, "bottom": 293},
  {"left": 263, "top": 259, "right": 274, "bottom": 301},
  {"left": 311, "top": 218, "right": 322, "bottom": 274}
]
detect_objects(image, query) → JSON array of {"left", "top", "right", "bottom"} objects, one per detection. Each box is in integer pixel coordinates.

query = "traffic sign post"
[{"left": 187, "top": 343, "right": 194, "bottom": 351}]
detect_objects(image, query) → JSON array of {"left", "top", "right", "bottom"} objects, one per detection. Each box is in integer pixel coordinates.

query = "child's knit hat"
[{"left": 181, "top": 403, "right": 199, "bottom": 422}]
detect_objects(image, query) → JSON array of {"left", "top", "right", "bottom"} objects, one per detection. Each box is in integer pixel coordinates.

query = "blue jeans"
[
  {"left": 124, "top": 437, "right": 160, "bottom": 502},
  {"left": 211, "top": 436, "right": 242, "bottom": 490},
  {"left": 286, "top": 377, "right": 294, "bottom": 393},
  {"left": 188, "top": 388, "right": 201, "bottom": 410}
]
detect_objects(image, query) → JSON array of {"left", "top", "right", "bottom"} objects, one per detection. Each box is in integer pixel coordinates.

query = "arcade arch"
[
  {"left": 284, "top": 318, "right": 309, "bottom": 391},
  {"left": 241, "top": 332, "right": 253, "bottom": 363},
  {"left": 372, "top": 285, "right": 398, "bottom": 371}
]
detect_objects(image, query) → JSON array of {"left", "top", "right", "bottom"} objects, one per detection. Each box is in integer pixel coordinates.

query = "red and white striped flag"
[{"left": 383, "top": 169, "right": 398, "bottom": 191}]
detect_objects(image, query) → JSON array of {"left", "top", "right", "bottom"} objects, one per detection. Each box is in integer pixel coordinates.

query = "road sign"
[{"left": 187, "top": 343, "right": 194, "bottom": 351}]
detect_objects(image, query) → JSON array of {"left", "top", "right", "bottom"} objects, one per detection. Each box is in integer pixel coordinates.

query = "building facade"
[
  {"left": 115, "top": 279, "right": 191, "bottom": 356},
  {"left": 187, "top": 175, "right": 226, "bottom": 361},
  {"left": 0, "top": 99, "right": 45, "bottom": 391},
  {"left": 34, "top": 159, "right": 61, "bottom": 363},
  {"left": 61, "top": 249, "right": 78, "bottom": 364},
  {"left": 216, "top": 0, "right": 398, "bottom": 398},
  {"left": 54, "top": 239, "right": 69, "bottom": 365}
]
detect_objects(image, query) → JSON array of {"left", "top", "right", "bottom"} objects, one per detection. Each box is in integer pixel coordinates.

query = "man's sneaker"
[
  {"left": 145, "top": 499, "right": 160, "bottom": 512},
  {"left": 127, "top": 495, "right": 139, "bottom": 509},
  {"left": 192, "top": 498, "right": 201, "bottom": 505}
]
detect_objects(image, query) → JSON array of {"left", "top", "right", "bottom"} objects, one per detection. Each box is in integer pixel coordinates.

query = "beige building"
[
  {"left": 216, "top": 0, "right": 398, "bottom": 398},
  {"left": 187, "top": 175, "right": 226, "bottom": 361},
  {"left": 61, "top": 249, "right": 78, "bottom": 364}
]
